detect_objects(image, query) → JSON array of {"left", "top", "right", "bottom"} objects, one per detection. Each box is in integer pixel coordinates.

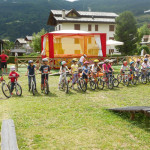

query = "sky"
[{"left": 65, "top": 0, "right": 79, "bottom": 2}]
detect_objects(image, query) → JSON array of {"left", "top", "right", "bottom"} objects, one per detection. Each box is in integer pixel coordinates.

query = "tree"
[
  {"left": 138, "top": 24, "right": 150, "bottom": 41},
  {"left": 138, "top": 45, "right": 150, "bottom": 55},
  {"left": 115, "top": 11, "right": 138, "bottom": 55},
  {"left": 31, "top": 29, "right": 47, "bottom": 52}
]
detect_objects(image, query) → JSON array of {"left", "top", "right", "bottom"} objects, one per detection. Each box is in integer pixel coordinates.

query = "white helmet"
[
  {"left": 104, "top": 59, "right": 109, "bottom": 63},
  {"left": 10, "top": 66, "right": 15, "bottom": 71},
  {"left": 61, "top": 61, "right": 67, "bottom": 65},
  {"left": 42, "top": 58, "right": 48, "bottom": 62}
]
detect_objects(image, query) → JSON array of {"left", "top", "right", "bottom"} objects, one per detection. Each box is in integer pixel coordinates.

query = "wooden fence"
[{"left": 15, "top": 56, "right": 144, "bottom": 70}]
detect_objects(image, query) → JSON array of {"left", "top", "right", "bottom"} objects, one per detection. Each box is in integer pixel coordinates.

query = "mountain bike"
[
  {"left": 103, "top": 72, "right": 114, "bottom": 89},
  {"left": 28, "top": 74, "right": 36, "bottom": 95},
  {"left": 1, "top": 75, "right": 11, "bottom": 98},
  {"left": 41, "top": 73, "right": 50, "bottom": 95},
  {"left": 59, "top": 74, "right": 69, "bottom": 93}
]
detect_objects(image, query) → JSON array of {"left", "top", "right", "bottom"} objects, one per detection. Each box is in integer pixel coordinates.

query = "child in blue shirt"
[{"left": 82, "top": 61, "right": 90, "bottom": 83}]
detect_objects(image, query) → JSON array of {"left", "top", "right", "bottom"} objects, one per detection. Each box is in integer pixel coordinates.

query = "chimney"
[{"left": 62, "top": 9, "right": 66, "bottom": 19}]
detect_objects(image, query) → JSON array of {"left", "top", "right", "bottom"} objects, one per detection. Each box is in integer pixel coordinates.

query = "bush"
[{"left": 138, "top": 45, "right": 150, "bottom": 55}]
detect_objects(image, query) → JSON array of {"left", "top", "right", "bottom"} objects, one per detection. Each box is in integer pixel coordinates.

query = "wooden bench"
[{"left": 1, "top": 119, "right": 19, "bottom": 150}]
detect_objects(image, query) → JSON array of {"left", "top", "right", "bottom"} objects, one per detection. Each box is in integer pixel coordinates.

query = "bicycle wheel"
[
  {"left": 79, "top": 78, "right": 87, "bottom": 92},
  {"left": 141, "top": 75, "right": 147, "bottom": 84},
  {"left": 2, "top": 82, "right": 11, "bottom": 98},
  {"left": 117, "top": 74, "right": 122, "bottom": 83},
  {"left": 131, "top": 76, "right": 137, "bottom": 85},
  {"left": 32, "top": 82, "right": 36, "bottom": 96},
  {"left": 44, "top": 80, "right": 49, "bottom": 95},
  {"left": 123, "top": 76, "right": 129, "bottom": 86},
  {"left": 15, "top": 83, "right": 22, "bottom": 96},
  {"left": 108, "top": 78, "right": 114, "bottom": 89},
  {"left": 64, "top": 81, "right": 69, "bottom": 94},
  {"left": 113, "top": 78, "right": 119, "bottom": 87},
  {"left": 90, "top": 80, "right": 96, "bottom": 90},
  {"left": 97, "top": 78, "right": 104, "bottom": 90}
]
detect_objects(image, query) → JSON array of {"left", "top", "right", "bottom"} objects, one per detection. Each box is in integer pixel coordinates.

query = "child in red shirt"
[{"left": 9, "top": 66, "right": 19, "bottom": 94}]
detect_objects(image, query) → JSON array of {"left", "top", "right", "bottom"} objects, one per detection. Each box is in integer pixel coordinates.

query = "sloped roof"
[
  {"left": 25, "top": 36, "right": 33, "bottom": 41},
  {"left": 15, "top": 38, "right": 27, "bottom": 44},
  {"left": 11, "top": 49, "right": 26, "bottom": 53},
  {"left": 48, "top": 9, "right": 118, "bottom": 25}
]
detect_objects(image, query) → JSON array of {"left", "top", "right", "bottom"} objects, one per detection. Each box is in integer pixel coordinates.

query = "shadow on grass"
[{"left": 107, "top": 110, "right": 150, "bottom": 132}]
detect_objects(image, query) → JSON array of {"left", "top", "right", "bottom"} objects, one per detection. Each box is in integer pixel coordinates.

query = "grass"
[{"left": 0, "top": 65, "right": 150, "bottom": 150}]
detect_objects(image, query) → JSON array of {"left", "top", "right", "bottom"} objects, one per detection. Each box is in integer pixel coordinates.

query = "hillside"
[{"left": 0, "top": 0, "right": 150, "bottom": 41}]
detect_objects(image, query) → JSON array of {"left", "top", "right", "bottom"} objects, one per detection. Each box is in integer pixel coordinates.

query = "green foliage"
[
  {"left": 138, "top": 24, "right": 150, "bottom": 41},
  {"left": 138, "top": 45, "right": 150, "bottom": 54},
  {"left": 3, "top": 41, "right": 14, "bottom": 50},
  {"left": 31, "top": 29, "right": 46, "bottom": 52},
  {"left": 115, "top": 11, "right": 138, "bottom": 55}
]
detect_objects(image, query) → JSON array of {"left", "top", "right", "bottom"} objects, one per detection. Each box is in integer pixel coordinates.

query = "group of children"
[{"left": 7, "top": 55, "right": 150, "bottom": 94}]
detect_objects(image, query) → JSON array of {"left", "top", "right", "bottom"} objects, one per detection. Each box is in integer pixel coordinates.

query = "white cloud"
[{"left": 65, "top": 0, "right": 79, "bottom": 2}]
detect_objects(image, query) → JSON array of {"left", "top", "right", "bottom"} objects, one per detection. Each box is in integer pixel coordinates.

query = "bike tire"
[
  {"left": 15, "top": 83, "right": 22, "bottom": 96},
  {"left": 45, "top": 80, "right": 49, "bottom": 95},
  {"left": 97, "top": 78, "right": 104, "bottom": 90},
  {"left": 113, "top": 78, "right": 119, "bottom": 87},
  {"left": 2, "top": 82, "right": 11, "bottom": 98},
  {"left": 79, "top": 79, "right": 87, "bottom": 92},
  {"left": 141, "top": 75, "right": 147, "bottom": 84},
  {"left": 65, "top": 82, "right": 69, "bottom": 94},
  {"left": 32, "top": 82, "right": 35, "bottom": 96},
  {"left": 108, "top": 78, "right": 114, "bottom": 89},
  {"left": 90, "top": 80, "right": 96, "bottom": 90},
  {"left": 123, "top": 77, "right": 129, "bottom": 86},
  {"left": 117, "top": 74, "right": 122, "bottom": 83}
]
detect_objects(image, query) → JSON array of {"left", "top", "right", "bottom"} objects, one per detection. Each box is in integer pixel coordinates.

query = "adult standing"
[
  {"left": 0, "top": 50, "right": 9, "bottom": 74},
  {"left": 78, "top": 54, "right": 87, "bottom": 66}
]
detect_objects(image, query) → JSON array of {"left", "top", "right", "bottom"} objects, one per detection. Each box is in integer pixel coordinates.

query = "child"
[
  {"left": 135, "top": 59, "right": 141, "bottom": 75},
  {"left": 39, "top": 58, "right": 50, "bottom": 92},
  {"left": 91, "top": 59, "right": 101, "bottom": 78},
  {"left": 71, "top": 58, "right": 79, "bottom": 89},
  {"left": 82, "top": 61, "right": 90, "bottom": 83},
  {"left": 9, "top": 66, "right": 19, "bottom": 95},
  {"left": 141, "top": 58, "right": 150, "bottom": 75},
  {"left": 120, "top": 61, "right": 129, "bottom": 74},
  {"left": 130, "top": 61, "right": 135, "bottom": 74},
  {"left": 59, "top": 61, "right": 70, "bottom": 89},
  {"left": 26, "top": 60, "right": 37, "bottom": 91},
  {"left": 78, "top": 54, "right": 87, "bottom": 66}
]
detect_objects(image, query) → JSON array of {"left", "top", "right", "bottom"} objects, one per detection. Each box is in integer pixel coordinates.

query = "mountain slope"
[{"left": 0, "top": 0, "right": 150, "bottom": 41}]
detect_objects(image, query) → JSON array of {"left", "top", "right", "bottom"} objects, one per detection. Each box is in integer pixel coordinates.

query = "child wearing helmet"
[
  {"left": 130, "top": 61, "right": 135, "bottom": 74},
  {"left": 71, "top": 58, "right": 79, "bottom": 89},
  {"left": 8, "top": 66, "right": 19, "bottom": 94},
  {"left": 141, "top": 58, "right": 150, "bottom": 75},
  {"left": 135, "top": 59, "right": 141, "bottom": 76},
  {"left": 39, "top": 58, "right": 50, "bottom": 91},
  {"left": 26, "top": 60, "right": 37, "bottom": 91},
  {"left": 82, "top": 61, "right": 90, "bottom": 83},
  {"left": 59, "top": 61, "right": 70, "bottom": 89},
  {"left": 78, "top": 54, "right": 87, "bottom": 66},
  {"left": 120, "top": 61, "right": 129, "bottom": 74}
]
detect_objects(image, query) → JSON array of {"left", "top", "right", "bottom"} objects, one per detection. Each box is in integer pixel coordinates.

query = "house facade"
[
  {"left": 47, "top": 9, "right": 118, "bottom": 55},
  {"left": 141, "top": 35, "right": 150, "bottom": 49},
  {"left": 15, "top": 38, "right": 27, "bottom": 49}
]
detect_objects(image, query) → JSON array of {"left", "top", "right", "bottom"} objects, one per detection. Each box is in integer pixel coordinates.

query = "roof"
[
  {"left": 11, "top": 49, "right": 26, "bottom": 53},
  {"left": 48, "top": 9, "right": 118, "bottom": 25},
  {"left": 15, "top": 38, "right": 27, "bottom": 44},
  {"left": 51, "top": 30, "right": 90, "bottom": 34},
  {"left": 25, "top": 36, "right": 33, "bottom": 41}
]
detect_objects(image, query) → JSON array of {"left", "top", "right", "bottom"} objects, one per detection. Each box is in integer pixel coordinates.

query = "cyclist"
[
  {"left": 135, "top": 59, "right": 141, "bottom": 76},
  {"left": 78, "top": 54, "right": 87, "bottom": 66},
  {"left": 91, "top": 59, "right": 101, "bottom": 78},
  {"left": 130, "top": 61, "right": 135, "bottom": 73},
  {"left": 39, "top": 58, "right": 51, "bottom": 92},
  {"left": 120, "top": 61, "right": 129, "bottom": 74},
  {"left": 71, "top": 58, "right": 79, "bottom": 89},
  {"left": 8, "top": 66, "right": 19, "bottom": 95},
  {"left": 26, "top": 60, "right": 37, "bottom": 91},
  {"left": 141, "top": 58, "right": 150, "bottom": 76},
  {"left": 59, "top": 61, "right": 70, "bottom": 89},
  {"left": 102, "top": 59, "right": 113, "bottom": 81},
  {"left": 82, "top": 61, "right": 90, "bottom": 83}
]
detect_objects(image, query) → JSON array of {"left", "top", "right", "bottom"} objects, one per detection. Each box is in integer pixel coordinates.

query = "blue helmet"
[
  {"left": 130, "top": 61, "right": 134, "bottom": 65},
  {"left": 144, "top": 58, "right": 148, "bottom": 61},
  {"left": 28, "top": 60, "right": 33, "bottom": 64}
]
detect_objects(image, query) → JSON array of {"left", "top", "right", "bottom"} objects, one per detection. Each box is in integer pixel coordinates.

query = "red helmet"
[
  {"left": 84, "top": 61, "right": 89, "bottom": 64},
  {"left": 123, "top": 61, "right": 127, "bottom": 66}
]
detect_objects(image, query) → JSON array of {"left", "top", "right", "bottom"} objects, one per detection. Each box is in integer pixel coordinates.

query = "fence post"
[{"left": 15, "top": 57, "right": 18, "bottom": 71}]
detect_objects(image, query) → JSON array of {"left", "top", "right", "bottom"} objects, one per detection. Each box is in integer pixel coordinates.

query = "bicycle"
[
  {"left": 59, "top": 74, "right": 69, "bottom": 93},
  {"left": 41, "top": 73, "right": 50, "bottom": 95},
  {"left": 8, "top": 77, "right": 22, "bottom": 96},
  {"left": 140, "top": 69, "right": 150, "bottom": 84},
  {"left": 1, "top": 75, "right": 11, "bottom": 98},
  {"left": 129, "top": 71, "right": 137, "bottom": 85},
  {"left": 28, "top": 74, "right": 36, "bottom": 95},
  {"left": 103, "top": 72, "right": 114, "bottom": 89}
]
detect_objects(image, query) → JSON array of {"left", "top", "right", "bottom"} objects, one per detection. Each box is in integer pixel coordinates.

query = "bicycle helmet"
[
  {"left": 61, "top": 61, "right": 67, "bottom": 66},
  {"left": 94, "top": 59, "right": 99, "bottom": 63},
  {"left": 83, "top": 54, "right": 87, "bottom": 57},
  {"left": 104, "top": 59, "right": 109, "bottom": 63},
  {"left": 84, "top": 61, "right": 89, "bottom": 64},
  {"left": 72, "top": 58, "right": 78, "bottom": 62},
  {"left": 123, "top": 61, "right": 127, "bottom": 66},
  {"left": 130, "top": 61, "right": 134, "bottom": 65},
  {"left": 28, "top": 60, "right": 33, "bottom": 64},
  {"left": 10, "top": 66, "right": 15, "bottom": 71},
  {"left": 42, "top": 58, "right": 48, "bottom": 62},
  {"left": 136, "top": 59, "right": 141, "bottom": 62},
  {"left": 144, "top": 58, "right": 148, "bottom": 61}
]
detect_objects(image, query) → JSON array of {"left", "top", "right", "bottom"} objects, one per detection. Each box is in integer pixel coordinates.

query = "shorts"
[
  {"left": 41, "top": 75, "right": 48, "bottom": 84},
  {"left": 82, "top": 74, "right": 88, "bottom": 79},
  {"left": 72, "top": 73, "right": 78, "bottom": 84},
  {"left": 1, "top": 62, "right": 7, "bottom": 68}
]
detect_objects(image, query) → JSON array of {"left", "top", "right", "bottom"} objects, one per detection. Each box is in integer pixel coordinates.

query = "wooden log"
[{"left": 1, "top": 119, "right": 19, "bottom": 150}]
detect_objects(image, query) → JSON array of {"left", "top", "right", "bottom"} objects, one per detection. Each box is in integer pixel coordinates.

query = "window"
[
  {"left": 88, "top": 24, "right": 92, "bottom": 31},
  {"left": 109, "top": 37, "right": 114, "bottom": 40},
  {"left": 74, "top": 24, "right": 80, "bottom": 30},
  {"left": 109, "top": 25, "right": 115, "bottom": 31},
  {"left": 74, "top": 50, "right": 80, "bottom": 54},
  {"left": 95, "top": 25, "right": 98, "bottom": 31},
  {"left": 88, "top": 37, "right": 92, "bottom": 44},
  {"left": 109, "top": 49, "right": 114, "bottom": 54},
  {"left": 74, "top": 38, "right": 79, "bottom": 44}
]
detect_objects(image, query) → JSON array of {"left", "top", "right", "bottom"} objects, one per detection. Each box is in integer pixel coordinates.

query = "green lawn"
[{"left": 0, "top": 65, "right": 150, "bottom": 150}]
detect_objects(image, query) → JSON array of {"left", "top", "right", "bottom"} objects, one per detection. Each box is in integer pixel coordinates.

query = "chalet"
[
  {"left": 25, "top": 36, "right": 33, "bottom": 42},
  {"left": 15, "top": 38, "right": 27, "bottom": 49},
  {"left": 47, "top": 9, "right": 118, "bottom": 55},
  {"left": 141, "top": 35, "right": 150, "bottom": 49}
]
